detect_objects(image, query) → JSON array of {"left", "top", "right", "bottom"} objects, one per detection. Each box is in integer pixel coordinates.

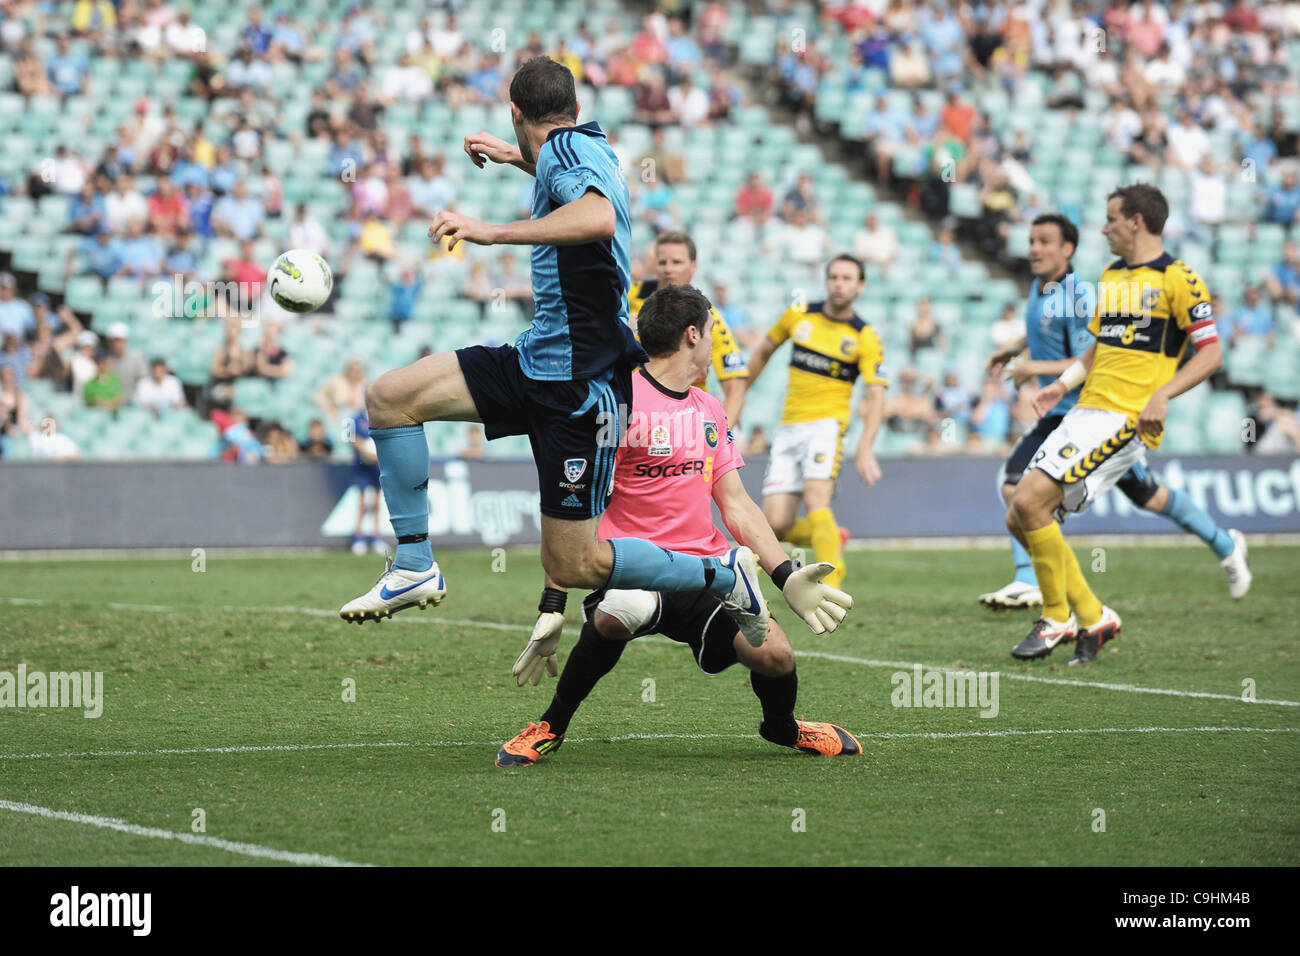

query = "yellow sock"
[
  {"left": 1023, "top": 524, "right": 1070, "bottom": 622},
  {"left": 786, "top": 518, "right": 814, "bottom": 548},
  {"left": 808, "top": 507, "right": 845, "bottom": 589},
  {"left": 1062, "top": 545, "right": 1103, "bottom": 628}
]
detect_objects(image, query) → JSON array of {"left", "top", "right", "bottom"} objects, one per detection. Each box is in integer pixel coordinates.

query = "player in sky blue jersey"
[
  {"left": 980, "top": 214, "right": 1250, "bottom": 610},
  {"left": 338, "top": 58, "right": 845, "bottom": 643}
]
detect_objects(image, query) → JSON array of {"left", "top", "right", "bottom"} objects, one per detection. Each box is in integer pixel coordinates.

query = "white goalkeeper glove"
[
  {"left": 513, "top": 612, "right": 563, "bottom": 686},
  {"left": 513, "top": 587, "right": 568, "bottom": 686},
  {"left": 774, "top": 560, "right": 853, "bottom": 635}
]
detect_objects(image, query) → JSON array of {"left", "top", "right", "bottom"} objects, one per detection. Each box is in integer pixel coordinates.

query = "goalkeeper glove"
[
  {"left": 772, "top": 559, "right": 853, "bottom": 635},
  {"left": 512, "top": 588, "right": 566, "bottom": 686}
]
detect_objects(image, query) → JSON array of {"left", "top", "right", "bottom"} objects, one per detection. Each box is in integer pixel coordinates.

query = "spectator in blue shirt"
[
  {"left": 1222, "top": 285, "right": 1276, "bottom": 344},
  {"left": 226, "top": 47, "right": 272, "bottom": 91},
  {"left": 1264, "top": 241, "right": 1300, "bottom": 307},
  {"left": 118, "top": 218, "right": 165, "bottom": 279},
  {"left": 0, "top": 274, "right": 36, "bottom": 339},
  {"left": 166, "top": 231, "right": 201, "bottom": 280},
  {"left": 327, "top": 130, "right": 364, "bottom": 179},
  {"left": 46, "top": 35, "right": 87, "bottom": 96},
  {"left": 921, "top": 4, "right": 966, "bottom": 81},
  {"left": 240, "top": 8, "right": 272, "bottom": 54},
  {"left": 209, "top": 146, "right": 239, "bottom": 195},
  {"left": 408, "top": 156, "right": 456, "bottom": 218},
  {"left": 388, "top": 267, "right": 424, "bottom": 333},
  {"left": 68, "top": 182, "right": 107, "bottom": 235},
  {"left": 186, "top": 183, "right": 215, "bottom": 238},
  {"left": 212, "top": 180, "right": 265, "bottom": 240},
  {"left": 76, "top": 228, "right": 123, "bottom": 281},
  {"left": 1264, "top": 169, "right": 1300, "bottom": 225},
  {"left": 271, "top": 12, "right": 305, "bottom": 60}
]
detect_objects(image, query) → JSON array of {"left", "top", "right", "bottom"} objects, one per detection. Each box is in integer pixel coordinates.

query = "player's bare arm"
[
  {"left": 711, "top": 469, "right": 790, "bottom": 575},
  {"left": 463, "top": 130, "right": 536, "bottom": 176},
  {"left": 1005, "top": 356, "right": 1075, "bottom": 388},
  {"left": 1136, "top": 340, "right": 1221, "bottom": 443},
  {"left": 744, "top": 335, "right": 778, "bottom": 384},
  {"left": 987, "top": 334, "right": 1028, "bottom": 370},
  {"left": 1034, "top": 342, "right": 1097, "bottom": 417},
  {"left": 432, "top": 191, "right": 615, "bottom": 252},
  {"left": 855, "top": 383, "right": 886, "bottom": 485}
]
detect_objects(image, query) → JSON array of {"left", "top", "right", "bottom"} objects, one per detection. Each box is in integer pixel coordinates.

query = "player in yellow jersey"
[
  {"left": 628, "top": 230, "right": 748, "bottom": 424},
  {"left": 1007, "top": 184, "right": 1225, "bottom": 665},
  {"left": 743, "top": 255, "right": 887, "bottom": 590}
]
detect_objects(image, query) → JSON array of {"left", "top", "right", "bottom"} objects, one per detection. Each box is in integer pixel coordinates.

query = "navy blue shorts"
[
  {"left": 1004, "top": 412, "right": 1156, "bottom": 506},
  {"left": 455, "top": 344, "right": 632, "bottom": 520},
  {"left": 1003, "top": 414, "right": 1064, "bottom": 485},
  {"left": 352, "top": 462, "right": 381, "bottom": 489}
]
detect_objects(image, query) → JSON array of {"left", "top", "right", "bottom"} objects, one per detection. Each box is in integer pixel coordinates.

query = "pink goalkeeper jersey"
[{"left": 599, "top": 369, "right": 744, "bottom": 557}]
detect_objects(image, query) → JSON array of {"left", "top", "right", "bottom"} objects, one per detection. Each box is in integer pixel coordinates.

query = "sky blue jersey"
[
  {"left": 517, "top": 121, "right": 645, "bottom": 382},
  {"left": 1025, "top": 269, "right": 1096, "bottom": 416}
]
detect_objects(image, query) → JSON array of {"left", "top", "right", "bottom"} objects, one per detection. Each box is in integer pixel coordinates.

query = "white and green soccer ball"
[{"left": 267, "top": 249, "right": 333, "bottom": 314}]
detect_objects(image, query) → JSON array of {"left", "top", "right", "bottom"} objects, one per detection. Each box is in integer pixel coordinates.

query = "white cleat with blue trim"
[
  {"left": 339, "top": 557, "right": 447, "bottom": 623},
  {"left": 719, "top": 546, "right": 770, "bottom": 647}
]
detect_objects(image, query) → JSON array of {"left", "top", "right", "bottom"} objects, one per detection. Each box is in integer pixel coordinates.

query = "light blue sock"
[
  {"left": 372, "top": 424, "right": 434, "bottom": 572},
  {"left": 607, "top": 538, "right": 736, "bottom": 597},
  {"left": 1163, "top": 488, "right": 1233, "bottom": 559},
  {"left": 1011, "top": 536, "right": 1038, "bottom": 586}
]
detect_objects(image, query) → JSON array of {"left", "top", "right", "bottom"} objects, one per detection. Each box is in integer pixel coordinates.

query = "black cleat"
[
  {"left": 1069, "top": 606, "right": 1121, "bottom": 666},
  {"left": 1011, "top": 614, "right": 1078, "bottom": 660}
]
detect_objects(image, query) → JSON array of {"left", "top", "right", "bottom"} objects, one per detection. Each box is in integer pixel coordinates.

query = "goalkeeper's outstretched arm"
[{"left": 712, "top": 469, "right": 853, "bottom": 634}]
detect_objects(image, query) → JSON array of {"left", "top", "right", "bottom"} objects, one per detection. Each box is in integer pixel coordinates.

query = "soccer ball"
[{"left": 267, "top": 249, "right": 333, "bottom": 314}]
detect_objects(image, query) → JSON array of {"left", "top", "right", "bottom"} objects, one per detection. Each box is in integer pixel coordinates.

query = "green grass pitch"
[{"left": 1, "top": 545, "right": 1297, "bottom": 866}]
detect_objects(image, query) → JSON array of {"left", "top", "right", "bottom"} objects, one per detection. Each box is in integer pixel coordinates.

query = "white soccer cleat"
[
  {"left": 719, "top": 546, "right": 770, "bottom": 647},
  {"left": 371, "top": 538, "right": 388, "bottom": 556},
  {"left": 1220, "top": 529, "right": 1252, "bottom": 600},
  {"left": 339, "top": 558, "right": 447, "bottom": 623},
  {"left": 350, "top": 538, "right": 368, "bottom": 556},
  {"left": 979, "top": 580, "right": 1043, "bottom": 611}
]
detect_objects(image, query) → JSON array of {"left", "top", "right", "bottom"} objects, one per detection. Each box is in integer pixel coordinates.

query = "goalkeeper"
[{"left": 498, "top": 285, "right": 858, "bottom": 766}]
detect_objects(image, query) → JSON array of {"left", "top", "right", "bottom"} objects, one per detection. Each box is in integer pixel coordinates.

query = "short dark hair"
[
  {"left": 637, "top": 285, "right": 712, "bottom": 358},
  {"left": 654, "top": 230, "right": 697, "bottom": 261},
  {"left": 826, "top": 253, "right": 865, "bottom": 282},
  {"left": 1108, "top": 183, "right": 1169, "bottom": 236},
  {"left": 509, "top": 56, "right": 578, "bottom": 125},
  {"left": 1031, "top": 213, "right": 1079, "bottom": 252}
]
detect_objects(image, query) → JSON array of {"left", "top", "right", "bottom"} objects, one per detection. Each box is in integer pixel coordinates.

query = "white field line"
[
  {"left": 2, "top": 726, "right": 1297, "bottom": 763},
  {"left": 4, "top": 596, "right": 1298, "bottom": 707},
  {"left": 0, "top": 799, "right": 372, "bottom": 866}
]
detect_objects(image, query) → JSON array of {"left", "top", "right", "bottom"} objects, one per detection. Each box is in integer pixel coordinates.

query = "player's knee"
[
  {"left": 595, "top": 590, "right": 657, "bottom": 637},
  {"left": 750, "top": 627, "right": 794, "bottom": 677},
  {"left": 365, "top": 374, "right": 401, "bottom": 420},
  {"left": 592, "top": 608, "right": 634, "bottom": 641}
]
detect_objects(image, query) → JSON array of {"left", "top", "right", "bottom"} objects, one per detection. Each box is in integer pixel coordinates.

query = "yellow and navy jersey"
[
  {"left": 766, "top": 302, "right": 888, "bottom": 432},
  {"left": 1079, "top": 253, "right": 1218, "bottom": 449},
  {"left": 629, "top": 279, "right": 748, "bottom": 388}
]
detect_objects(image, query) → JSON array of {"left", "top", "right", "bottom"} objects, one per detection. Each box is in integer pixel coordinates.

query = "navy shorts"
[
  {"left": 1003, "top": 411, "right": 1157, "bottom": 506},
  {"left": 1003, "top": 414, "right": 1064, "bottom": 485},
  {"left": 582, "top": 587, "right": 741, "bottom": 675},
  {"left": 455, "top": 344, "right": 632, "bottom": 520},
  {"left": 352, "top": 462, "right": 381, "bottom": 489}
]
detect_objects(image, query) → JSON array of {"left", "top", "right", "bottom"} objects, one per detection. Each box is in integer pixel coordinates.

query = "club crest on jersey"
[
  {"left": 563, "top": 458, "right": 587, "bottom": 483},
  {"left": 649, "top": 424, "right": 672, "bottom": 457},
  {"left": 1059, "top": 443, "right": 1079, "bottom": 459},
  {"left": 1141, "top": 287, "right": 1162, "bottom": 311},
  {"left": 703, "top": 420, "right": 718, "bottom": 448},
  {"left": 841, "top": 336, "right": 856, "bottom": 356}
]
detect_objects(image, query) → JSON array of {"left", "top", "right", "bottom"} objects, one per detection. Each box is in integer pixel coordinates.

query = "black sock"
[
  {"left": 752, "top": 664, "right": 799, "bottom": 747},
  {"left": 540, "top": 621, "right": 627, "bottom": 737}
]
